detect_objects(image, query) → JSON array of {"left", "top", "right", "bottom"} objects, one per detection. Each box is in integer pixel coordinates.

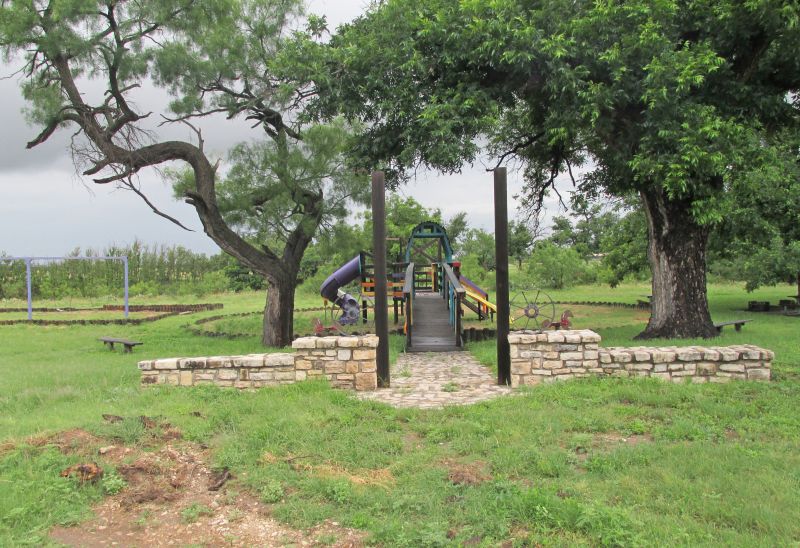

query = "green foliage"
[
  {"left": 527, "top": 242, "right": 587, "bottom": 290},
  {"left": 180, "top": 503, "right": 213, "bottom": 524},
  {"left": 599, "top": 209, "right": 649, "bottom": 287}
]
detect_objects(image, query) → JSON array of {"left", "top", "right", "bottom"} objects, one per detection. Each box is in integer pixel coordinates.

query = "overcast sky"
[{"left": 0, "top": 0, "right": 567, "bottom": 257}]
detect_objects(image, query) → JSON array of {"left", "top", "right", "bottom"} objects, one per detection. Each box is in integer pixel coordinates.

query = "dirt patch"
[
  {"left": 269, "top": 452, "right": 395, "bottom": 489},
  {"left": 28, "top": 428, "right": 103, "bottom": 454},
  {"left": 51, "top": 443, "right": 366, "bottom": 547},
  {"left": 442, "top": 459, "right": 492, "bottom": 486},
  {"left": 596, "top": 432, "right": 653, "bottom": 446}
]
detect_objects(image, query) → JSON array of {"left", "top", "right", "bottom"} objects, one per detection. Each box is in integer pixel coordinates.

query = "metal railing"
[
  {"left": 402, "top": 262, "right": 415, "bottom": 351},
  {"left": 441, "top": 263, "right": 465, "bottom": 347}
]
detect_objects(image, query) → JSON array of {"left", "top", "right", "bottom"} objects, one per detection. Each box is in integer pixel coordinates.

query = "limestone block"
[
  {"left": 633, "top": 351, "right": 651, "bottom": 362},
  {"left": 355, "top": 372, "right": 377, "bottom": 391},
  {"left": 138, "top": 360, "right": 154, "bottom": 370},
  {"left": 582, "top": 360, "right": 599, "bottom": 368},
  {"left": 353, "top": 349, "right": 377, "bottom": 361},
  {"left": 520, "top": 350, "right": 543, "bottom": 359},
  {"left": 195, "top": 373, "right": 215, "bottom": 381},
  {"left": 676, "top": 349, "right": 702, "bottom": 361},
  {"left": 588, "top": 368, "right": 605, "bottom": 374},
  {"left": 294, "top": 359, "right": 312, "bottom": 370},
  {"left": 325, "top": 349, "right": 337, "bottom": 357},
  {"left": 179, "top": 358, "right": 207, "bottom": 370},
  {"left": 702, "top": 349, "right": 720, "bottom": 361},
  {"left": 652, "top": 351, "right": 676, "bottom": 364},
  {"left": 217, "top": 369, "right": 238, "bottom": 380},
  {"left": 579, "top": 330, "right": 602, "bottom": 343},
  {"left": 747, "top": 368, "right": 771, "bottom": 381},
  {"left": 599, "top": 352, "right": 612, "bottom": 364},
  {"left": 154, "top": 358, "right": 180, "bottom": 370},
  {"left": 315, "top": 337, "right": 337, "bottom": 349},
  {"left": 584, "top": 343, "right": 599, "bottom": 351},
  {"left": 762, "top": 349, "right": 775, "bottom": 361},
  {"left": 543, "top": 351, "right": 560, "bottom": 360},
  {"left": 560, "top": 351, "right": 584, "bottom": 361},
  {"left": 507, "top": 334, "right": 522, "bottom": 344},
  {"left": 696, "top": 362, "right": 716, "bottom": 376},
  {"left": 611, "top": 351, "right": 632, "bottom": 363},
  {"left": 719, "top": 363, "right": 745, "bottom": 373},
  {"left": 652, "top": 372, "right": 671, "bottom": 381},
  {"left": 247, "top": 372, "right": 273, "bottom": 381},
  {"left": 207, "top": 356, "right": 233, "bottom": 367},
  {"left": 510, "top": 375, "right": 521, "bottom": 388},
  {"left": 359, "top": 362, "right": 377, "bottom": 373},
  {"left": 274, "top": 371, "right": 296, "bottom": 381},
  {"left": 337, "top": 337, "right": 360, "bottom": 348},
  {"left": 163, "top": 374, "right": 180, "bottom": 385},
  {"left": 668, "top": 363, "right": 684, "bottom": 371},
  {"left": 346, "top": 361, "right": 360, "bottom": 374},
  {"left": 335, "top": 374, "right": 354, "bottom": 381},
  {"left": 631, "top": 362, "right": 654, "bottom": 371},
  {"left": 179, "top": 371, "right": 193, "bottom": 386},
  {"left": 295, "top": 370, "right": 307, "bottom": 381},
  {"left": 291, "top": 337, "right": 317, "bottom": 349},
  {"left": 546, "top": 332, "right": 565, "bottom": 343},
  {"left": 360, "top": 336, "right": 380, "bottom": 348},
  {"left": 583, "top": 350, "right": 599, "bottom": 360},
  {"left": 530, "top": 369, "right": 553, "bottom": 376},
  {"left": 512, "top": 360, "right": 532, "bottom": 375},
  {"left": 565, "top": 360, "right": 583, "bottom": 368},
  {"left": 543, "top": 360, "right": 563, "bottom": 370},
  {"left": 553, "top": 368, "right": 572, "bottom": 375},
  {"left": 564, "top": 333, "right": 582, "bottom": 344},
  {"left": 718, "top": 349, "right": 740, "bottom": 361},
  {"left": 325, "top": 362, "right": 347, "bottom": 374},
  {"left": 265, "top": 353, "right": 295, "bottom": 367},
  {"left": 234, "top": 356, "right": 264, "bottom": 368},
  {"left": 741, "top": 349, "right": 761, "bottom": 360},
  {"left": 554, "top": 344, "right": 578, "bottom": 352},
  {"left": 654, "top": 363, "right": 668, "bottom": 373},
  {"left": 510, "top": 345, "right": 519, "bottom": 358}
]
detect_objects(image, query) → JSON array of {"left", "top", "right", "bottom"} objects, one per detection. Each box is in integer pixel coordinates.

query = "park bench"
[
  {"left": 713, "top": 320, "right": 751, "bottom": 334},
  {"left": 98, "top": 337, "right": 143, "bottom": 353}
]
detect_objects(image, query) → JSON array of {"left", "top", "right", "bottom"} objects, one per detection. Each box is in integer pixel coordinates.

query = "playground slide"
[
  {"left": 459, "top": 275, "right": 497, "bottom": 315},
  {"left": 319, "top": 256, "right": 362, "bottom": 324}
]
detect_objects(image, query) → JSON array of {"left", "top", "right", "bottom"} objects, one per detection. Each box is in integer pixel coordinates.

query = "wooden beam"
[
  {"left": 372, "top": 171, "right": 390, "bottom": 387},
  {"left": 494, "top": 168, "right": 511, "bottom": 385}
]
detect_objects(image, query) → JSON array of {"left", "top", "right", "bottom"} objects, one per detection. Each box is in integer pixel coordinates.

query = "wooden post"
[
  {"left": 494, "top": 168, "right": 511, "bottom": 385},
  {"left": 372, "top": 171, "right": 390, "bottom": 387}
]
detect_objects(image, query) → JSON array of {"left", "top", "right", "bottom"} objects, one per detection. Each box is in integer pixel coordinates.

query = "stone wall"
[
  {"left": 509, "top": 330, "right": 772, "bottom": 387},
  {"left": 138, "top": 335, "right": 378, "bottom": 391}
]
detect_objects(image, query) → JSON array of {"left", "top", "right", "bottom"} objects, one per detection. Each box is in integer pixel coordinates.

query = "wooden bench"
[
  {"left": 99, "top": 337, "right": 143, "bottom": 353},
  {"left": 713, "top": 320, "right": 751, "bottom": 334}
]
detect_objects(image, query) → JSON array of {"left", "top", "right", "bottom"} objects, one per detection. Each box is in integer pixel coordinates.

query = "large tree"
[
  {"left": 295, "top": 0, "right": 800, "bottom": 338},
  {"left": 0, "top": 0, "right": 362, "bottom": 346}
]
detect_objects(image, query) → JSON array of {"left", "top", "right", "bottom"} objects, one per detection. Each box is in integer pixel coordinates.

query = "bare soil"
[{"left": 46, "top": 433, "right": 365, "bottom": 547}]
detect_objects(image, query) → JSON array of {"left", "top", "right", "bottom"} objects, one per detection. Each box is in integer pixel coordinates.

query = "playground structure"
[{"left": 319, "top": 221, "right": 559, "bottom": 352}]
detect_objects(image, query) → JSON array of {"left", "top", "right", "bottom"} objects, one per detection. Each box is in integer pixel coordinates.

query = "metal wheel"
[{"left": 509, "top": 288, "right": 556, "bottom": 331}]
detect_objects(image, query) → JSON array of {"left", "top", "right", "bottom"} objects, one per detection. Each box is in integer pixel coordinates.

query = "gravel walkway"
[{"left": 357, "top": 351, "right": 513, "bottom": 409}]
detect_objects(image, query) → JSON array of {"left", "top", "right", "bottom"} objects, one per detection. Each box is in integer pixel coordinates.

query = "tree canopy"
[{"left": 294, "top": 0, "right": 800, "bottom": 338}]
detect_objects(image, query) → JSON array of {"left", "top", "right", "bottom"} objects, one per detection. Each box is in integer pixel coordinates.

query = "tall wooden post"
[
  {"left": 372, "top": 171, "right": 390, "bottom": 387},
  {"left": 494, "top": 168, "right": 511, "bottom": 385}
]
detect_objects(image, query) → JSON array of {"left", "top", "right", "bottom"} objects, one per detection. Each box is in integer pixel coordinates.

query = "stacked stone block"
[
  {"left": 509, "top": 330, "right": 772, "bottom": 387},
  {"left": 291, "top": 335, "right": 378, "bottom": 391},
  {"left": 138, "top": 335, "right": 378, "bottom": 391}
]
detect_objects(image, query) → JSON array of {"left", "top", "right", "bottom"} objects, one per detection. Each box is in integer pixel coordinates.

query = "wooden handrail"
[{"left": 441, "top": 263, "right": 465, "bottom": 296}]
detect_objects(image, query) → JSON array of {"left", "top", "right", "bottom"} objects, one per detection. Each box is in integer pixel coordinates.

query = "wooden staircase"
[{"left": 408, "top": 292, "right": 461, "bottom": 352}]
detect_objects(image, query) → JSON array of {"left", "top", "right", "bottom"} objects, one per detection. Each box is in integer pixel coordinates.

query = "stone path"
[{"left": 357, "top": 351, "right": 513, "bottom": 409}]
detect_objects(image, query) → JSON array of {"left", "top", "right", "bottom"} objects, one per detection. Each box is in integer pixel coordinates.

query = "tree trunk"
[
  {"left": 262, "top": 276, "right": 296, "bottom": 347},
  {"left": 636, "top": 188, "right": 718, "bottom": 339}
]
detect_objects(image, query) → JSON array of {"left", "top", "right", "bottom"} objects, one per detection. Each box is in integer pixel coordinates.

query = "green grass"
[{"left": 1, "top": 283, "right": 799, "bottom": 545}]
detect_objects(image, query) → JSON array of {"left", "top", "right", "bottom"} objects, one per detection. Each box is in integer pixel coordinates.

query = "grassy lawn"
[{"left": 1, "top": 283, "right": 799, "bottom": 545}]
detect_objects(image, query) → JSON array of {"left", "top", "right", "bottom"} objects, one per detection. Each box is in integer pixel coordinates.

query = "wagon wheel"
[{"left": 509, "top": 289, "right": 556, "bottom": 331}]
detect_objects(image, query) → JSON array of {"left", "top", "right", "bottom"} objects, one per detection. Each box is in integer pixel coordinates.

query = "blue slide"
[{"left": 319, "top": 256, "right": 362, "bottom": 324}]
